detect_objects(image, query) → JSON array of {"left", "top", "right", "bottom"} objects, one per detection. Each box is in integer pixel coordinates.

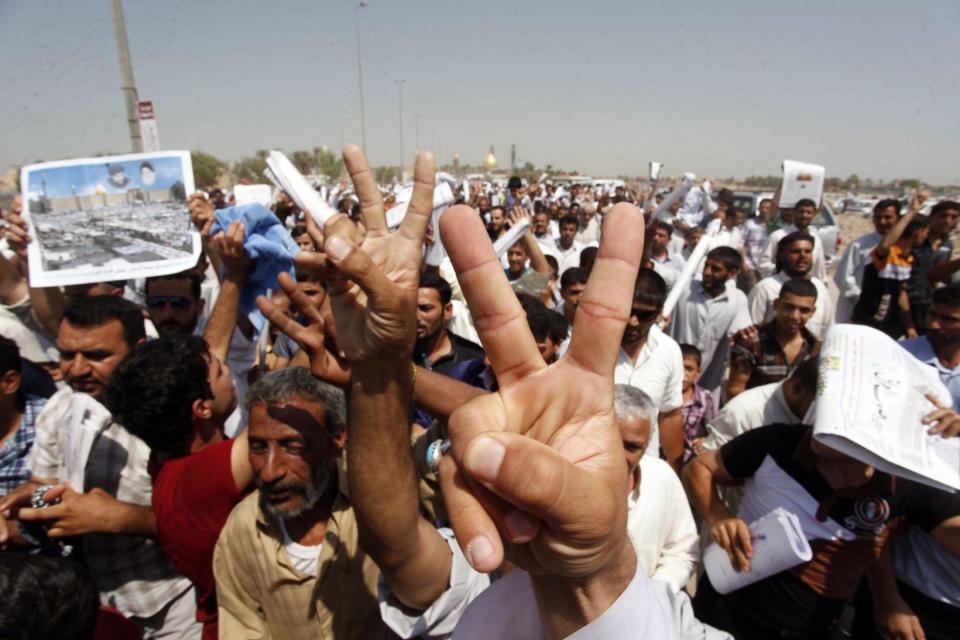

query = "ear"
[
  {"left": 772, "top": 298, "right": 781, "bottom": 312},
  {"left": 192, "top": 397, "right": 213, "bottom": 421},
  {"left": 443, "top": 302, "right": 453, "bottom": 321},
  {"left": 332, "top": 429, "right": 347, "bottom": 450},
  {"left": 0, "top": 370, "right": 21, "bottom": 396}
]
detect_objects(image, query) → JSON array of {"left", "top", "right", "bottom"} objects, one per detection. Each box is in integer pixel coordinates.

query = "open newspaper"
[
  {"left": 265, "top": 151, "right": 337, "bottom": 226},
  {"left": 813, "top": 324, "right": 960, "bottom": 492},
  {"left": 780, "top": 160, "right": 825, "bottom": 208},
  {"left": 704, "top": 508, "right": 812, "bottom": 594}
]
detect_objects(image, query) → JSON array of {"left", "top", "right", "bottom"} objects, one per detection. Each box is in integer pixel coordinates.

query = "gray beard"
[{"left": 258, "top": 462, "right": 333, "bottom": 520}]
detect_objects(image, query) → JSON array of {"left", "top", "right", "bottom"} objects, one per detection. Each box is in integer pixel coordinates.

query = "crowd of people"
[{"left": 0, "top": 144, "right": 957, "bottom": 640}]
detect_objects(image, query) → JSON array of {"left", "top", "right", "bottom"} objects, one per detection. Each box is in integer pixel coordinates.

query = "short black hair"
[
  {"left": 60, "top": 296, "right": 145, "bottom": 348},
  {"left": 146, "top": 271, "right": 202, "bottom": 302},
  {"left": 904, "top": 215, "right": 929, "bottom": 237},
  {"left": 0, "top": 554, "right": 99, "bottom": 640},
  {"left": 560, "top": 267, "right": 588, "bottom": 291},
  {"left": 419, "top": 271, "right": 452, "bottom": 305},
  {"left": 579, "top": 246, "right": 598, "bottom": 274},
  {"left": 715, "top": 188, "right": 735, "bottom": 210},
  {"left": 0, "top": 336, "right": 21, "bottom": 376},
  {"left": 633, "top": 268, "right": 667, "bottom": 309},
  {"left": 679, "top": 343, "right": 702, "bottom": 366},
  {"left": 706, "top": 246, "right": 742, "bottom": 273},
  {"left": 104, "top": 335, "right": 212, "bottom": 454},
  {"left": 794, "top": 198, "right": 817, "bottom": 210},
  {"left": 779, "top": 278, "right": 818, "bottom": 301},
  {"left": 874, "top": 199, "right": 902, "bottom": 216},
  {"left": 291, "top": 224, "right": 309, "bottom": 239},
  {"left": 559, "top": 214, "right": 579, "bottom": 230},
  {"left": 932, "top": 284, "right": 960, "bottom": 307},
  {"left": 775, "top": 231, "right": 816, "bottom": 272},
  {"left": 653, "top": 220, "right": 673, "bottom": 236},
  {"left": 931, "top": 200, "right": 960, "bottom": 217},
  {"left": 546, "top": 310, "right": 568, "bottom": 343},
  {"left": 517, "top": 293, "right": 550, "bottom": 342},
  {"left": 544, "top": 254, "right": 560, "bottom": 277},
  {"left": 791, "top": 356, "right": 820, "bottom": 394}
]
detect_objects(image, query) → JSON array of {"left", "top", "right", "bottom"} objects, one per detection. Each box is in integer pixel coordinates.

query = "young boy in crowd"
[{"left": 678, "top": 344, "right": 715, "bottom": 463}]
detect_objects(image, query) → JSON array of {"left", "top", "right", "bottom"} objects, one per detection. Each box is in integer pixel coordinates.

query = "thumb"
[{"left": 323, "top": 236, "right": 393, "bottom": 301}]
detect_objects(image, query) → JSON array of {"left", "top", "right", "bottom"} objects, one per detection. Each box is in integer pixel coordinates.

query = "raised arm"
[
  {"left": 203, "top": 221, "right": 250, "bottom": 362},
  {"left": 875, "top": 193, "right": 924, "bottom": 260}
]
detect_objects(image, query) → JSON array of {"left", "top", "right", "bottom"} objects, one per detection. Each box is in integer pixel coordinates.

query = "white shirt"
[
  {"left": 627, "top": 457, "right": 699, "bottom": 593},
  {"left": 554, "top": 237, "right": 585, "bottom": 277},
  {"left": 453, "top": 565, "right": 675, "bottom": 639},
  {"left": 899, "top": 336, "right": 960, "bottom": 411},
  {"left": 702, "top": 381, "right": 801, "bottom": 451},
  {"left": 576, "top": 215, "right": 602, "bottom": 245},
  {"left": 670, "top": 281, "right": 752, "bottom": 394},
  {"left": 651, "top": 253, "right": 687, "bottom": 292},
  {"left": 379, "top": 528, "right": 490, "bottom": 639},
  {"left": 747, "top": 273, "right": 835, "bottom": 340},
  {"left": 277, "top": 518, "right": 322, "bottom": 576},
  {"left": 705, "top": 218, "right": 743, "bottom": 250},
  {"left": 892, "top": 525, "right": 960, "bottom": 607},
  {"left": 678, "top": 186, "right": 714, "bottom": 228},
  {"left": 833, "top": 231, "right": 881, "bottom": 322},
  {"left": 615, "top": 327, "right": 684, "bottom": 458},
  {"left": 757, "top": 225, "right": 827, "bottom": 281}
]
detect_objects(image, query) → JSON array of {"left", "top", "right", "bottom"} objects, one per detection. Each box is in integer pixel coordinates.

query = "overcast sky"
[{"left": 2, "top": 0, "right": 959, "bottom": 183}]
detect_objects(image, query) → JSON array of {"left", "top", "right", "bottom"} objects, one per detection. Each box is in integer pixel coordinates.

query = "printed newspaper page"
[
  {"left": 20, "top": 151, "right": 200, "bottom": 287},
  {"left": 813, "top": 324, "right": 960, "bottom": 492}
]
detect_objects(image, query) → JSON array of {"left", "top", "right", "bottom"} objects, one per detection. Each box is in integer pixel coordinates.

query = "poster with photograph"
[
  {"left": 780, "top": 160, "right": 825, "bottom": 208},
  {"left": 20, "top": 151, "right": 201, "bottom": 287}
]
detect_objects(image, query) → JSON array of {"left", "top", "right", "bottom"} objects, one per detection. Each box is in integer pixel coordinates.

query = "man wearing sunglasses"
[
  {"left": 614, "top": 269, "right": 685, "bottom": 471},
  {"left": 145, "top": 272, "right": 205, "bottom": 338}
]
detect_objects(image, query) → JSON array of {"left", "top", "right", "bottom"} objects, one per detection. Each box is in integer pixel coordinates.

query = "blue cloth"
[
  {"left": 210, "top": 204, "right": 299, "bottom": 333},
  {"left": 0, "top": 395, "right": 46, "bottom": 496},
  {"left": 899, "top": 336, "right": 960, "bottom": 412}
]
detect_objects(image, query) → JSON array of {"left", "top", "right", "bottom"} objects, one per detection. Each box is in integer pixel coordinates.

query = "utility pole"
[
  {"left": 110, "top": 0, "right": 142, "bottom": 152},
  {"left": 354, "top": 1, "right": 369, "bottom": 155},
  {"left": 413, "top": 113, "right": 421, "bottom": 152},
  {"left": 394, "top": 78, "right": 406, "bottom": 176}
]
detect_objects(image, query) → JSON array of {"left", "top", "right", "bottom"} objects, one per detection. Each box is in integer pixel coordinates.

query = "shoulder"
[
  {"left": 220, "top": 491, "right": 262, "bottom": 543},
  {"left": 640, "top": 456, "right": 682, "bottom": 490}
]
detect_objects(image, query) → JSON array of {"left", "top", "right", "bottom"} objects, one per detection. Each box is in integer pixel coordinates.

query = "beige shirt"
[{"left": 214, "top": 491, "right": 398, "bottom": 640}]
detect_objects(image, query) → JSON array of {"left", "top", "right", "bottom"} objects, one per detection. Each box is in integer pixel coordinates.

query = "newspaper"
[
  {"left": 780, "top": 160, "right": 825, "bottom": 208},
  {"left": 813, "top": 324, "right": 960, "bottom": 492},
  {"left": 265, "top": 151, "right": 337, "bottom": 226},
  {"left": 20, "top": 151, "right": 200, "bottom": 287},
  {"left": 704, "top": 508, "right": 812, "bottom": 594},
  {"left": 650, "top": 173, "right": 695, "bottom": 222},
  {"left": 492, "top": 218, "right": 531, "bottom": 259}
]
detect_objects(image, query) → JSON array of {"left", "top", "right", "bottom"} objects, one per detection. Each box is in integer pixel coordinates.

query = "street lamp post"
[
  {"left": 109, "top": 0, "right": 142, "bottom": 152},
  {"left": 413, "top": 112, "right": 421, "bottom": 152},
  {"left": 354, "top": 1, "right": 369, "bottom": 155},
  {"left": 394, "top": 78, "right": 406, "bottom": 177}
]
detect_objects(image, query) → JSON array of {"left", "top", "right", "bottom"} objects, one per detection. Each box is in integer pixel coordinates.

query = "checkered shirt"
[{"left": 0, "top": 395, "right": 46, "bottom": 496}]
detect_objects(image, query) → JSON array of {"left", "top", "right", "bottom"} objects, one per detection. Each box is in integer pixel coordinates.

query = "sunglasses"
[
  {"left": 630, "top": 307, "right": 659, "bottom": 321},
  {"left": 146, "top": 295, "right": 191, "bottom": 310}
]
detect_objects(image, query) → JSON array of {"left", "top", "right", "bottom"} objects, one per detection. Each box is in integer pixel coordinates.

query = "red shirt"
[{"left": 151, "top": 439, "right": 242, "bottom": 640}]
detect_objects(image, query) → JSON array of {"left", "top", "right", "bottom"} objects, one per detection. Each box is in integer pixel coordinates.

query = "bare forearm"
[
  {"left": 521, "top": 233, "right": 551, "bottom": 274},
  {"left": 349, "top": 359, "right": 451, "bottom": 609},
  {"left": 658, "top": 409, "right": 684, "bottom": 472},
  {"left": 28, "top": 286, "right": 67, "bottom": 339},
  {"left": 0, "top": 254, "right": 27, "bottom": 307},
  {"left": 866, "top": 544, "right": 902, "bottom": 607},
  {"left": 413, "top": 367, "right": 488, "bottom": 418},
  {"left": 927, "top": 258, "right": 960, "bottom": 284},
  {"left": 203, "top": 274, "right": 243, "bottom": 361},
  {"left": 106, "top": 503, "right": 156, "bottom": 537},
  {"left": 683, "top": 461, "right": 731, "bottom": 525}
]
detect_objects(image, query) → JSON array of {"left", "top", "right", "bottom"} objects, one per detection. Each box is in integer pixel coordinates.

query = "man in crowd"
[
  {"left": 727, "top": 278, "right": 821, "bottom": 399},
  {"left": 900, "top": 284, "right": 960, "bottom": 410},
  {"left": 739, "top": 198, "right": 773, "bottom": 291},
  {"left": 758, "top": 198, "right": 827, "bottom": 280},
  {"left": 2, "top": 296, "right": 198, "bottom": 638},
  {"left": 852, "top": 194, "right": 927, "bottom": 339},
  {"left": 555, "top": 267, "right": 587, "bottom": 329},
  {"left": 679, "top": 344, "right": 716, "bottom": 463},
  {"left": 554, "top": 213, "right": 584, "bottom": 276},
  {"left": 907, "top": 200, "right": 960, "bottom": 332},
  {"left": 615, "top": 384, "right": 698, "bottom": 592},
  {"left": 648, "top": 220, "right": 686, "bottom": 292},
  {"left": 414, "top": 272, "right": 484, "bottom": 374},
  {"left": 485, "top": 205, "right": 506, "bottom": 242},
  {"left": 834, "top": 198, "right": 900, "bottom": 322},
  {"left": 747, "top": 231, "right": 834, "bottom": 339},
  {"left": 670, "top": 246, "right": 753, "bottom": 396},
  {"left": 614, "top": 270, "right": 685, "bottom": 470}
]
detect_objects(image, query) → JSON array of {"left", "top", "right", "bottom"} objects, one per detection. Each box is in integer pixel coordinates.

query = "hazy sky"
[{"left": 3, "top": 0, "right": 959, "bottom": 183}]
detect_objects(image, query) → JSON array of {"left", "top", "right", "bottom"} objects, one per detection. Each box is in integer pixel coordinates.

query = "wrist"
[{"left": 530, "top": 538, "right": 637, "bottom": 639}]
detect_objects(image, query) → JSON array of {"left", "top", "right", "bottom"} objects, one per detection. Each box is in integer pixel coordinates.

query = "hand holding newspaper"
[
  {"left": 813, "top": 324, "right": 960, "bottom": 492},
  {"left": 704, "top": 508, "right": 812, "bottom": 595},
  {"left": 265, "top": 151, "right": 338, "bottom": 226}
]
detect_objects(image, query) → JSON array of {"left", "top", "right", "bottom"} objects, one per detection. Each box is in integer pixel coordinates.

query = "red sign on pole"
[{"left": 138, "top": 101, "right": 155, "bottom": 120}]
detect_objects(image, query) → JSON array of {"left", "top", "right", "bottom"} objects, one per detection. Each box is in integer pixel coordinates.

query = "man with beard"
[
  {"left": 747, "top": 232, "right": 834, "bottom": 339},
  {"left": 757, "top": 198, "right": 827, "bottom": 280},
  {"left": 413, "top": 272, "right": 483, "bottom": 375},
  {"left": 900, "top": 284, "right": 960, "bottom": 411},
  {"left": 213, "top": 367, "right": 401, "bottom": 639},
  {"left": 145, "top": 272, "right": 205, "bottom": 338}
]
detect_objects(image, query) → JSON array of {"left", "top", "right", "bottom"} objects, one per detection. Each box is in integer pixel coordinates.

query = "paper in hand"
[
  {"left": 780, "top": 160, "right": 825, "bottom": 208},
  {"left": 265, "top": 151, "right": 338, "bottom": 227}
]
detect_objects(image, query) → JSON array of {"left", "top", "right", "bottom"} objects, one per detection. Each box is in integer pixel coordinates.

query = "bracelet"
[{"left": 426, "top": 438, "right": 451, "bottom": 474}]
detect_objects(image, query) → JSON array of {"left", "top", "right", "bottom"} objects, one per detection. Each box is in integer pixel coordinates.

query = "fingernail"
[
  {"left": 325, "top": 236, "right": 351, "bottom": 261},
  {"left": 464, "top": 436, "right": 505, "bottom": 483},
  {"left": 466, "top": 535, "right": 495, "bottom": 568},
  {"left": 505, "top": 509, "right": 534, "bottom": 540}
]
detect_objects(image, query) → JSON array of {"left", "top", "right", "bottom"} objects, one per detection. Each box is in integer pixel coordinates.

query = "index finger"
[
  {"left": 439, "top": 206, "right": 545, "bottom": 387},
  {"left": 565, "top": 203, "right": 644, "bottom": 375},
  {"left": 343, "top": 145, "right": 387, "bottom": 234}
]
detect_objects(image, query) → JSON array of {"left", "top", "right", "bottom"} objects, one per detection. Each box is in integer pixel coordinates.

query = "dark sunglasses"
[
  {"left": 146, "top": 295, "right": 191, "bottom": 310},
  {"left": 630, "top": 307, "right": 659, "bottom": 321}
]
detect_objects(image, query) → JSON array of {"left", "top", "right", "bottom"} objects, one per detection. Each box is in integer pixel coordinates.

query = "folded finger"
[
  {"left": 294, "top": 251, "right": 327, "bottom": 274},
  {"left": 439, "top": 456, "right": 504, "bottom": 572},
  {"left": 343, "top": 145, "right": 387, "bottom": 234},
  {"left": 439, "top": 206, "right": 544, "bottom": 386},
  {"left": 566, "top": 203, "right": 644, "bottom": 375}
]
